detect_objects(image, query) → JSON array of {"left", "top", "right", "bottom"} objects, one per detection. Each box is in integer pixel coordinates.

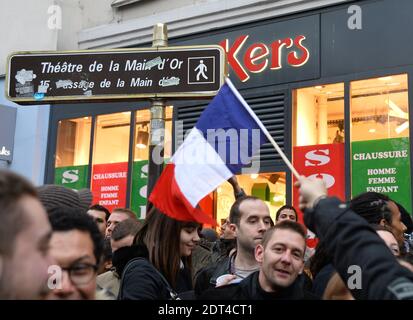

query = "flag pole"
[{"left": 225, "top": 77, "right": 301, "bottom": 180}]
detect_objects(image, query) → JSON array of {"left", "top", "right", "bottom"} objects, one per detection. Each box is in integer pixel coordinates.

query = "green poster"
[
  {"left": 130, "top": 158, "right": 170, "bottom": 220},
  {"left": 351, "top": 137, "right": 412, "bottom": 213},
  {"left": 130, "top": 160, "right": 149, "bottom": 220},
  {"left": 54, "top": 165, "right": 88, "bottom": 190}
]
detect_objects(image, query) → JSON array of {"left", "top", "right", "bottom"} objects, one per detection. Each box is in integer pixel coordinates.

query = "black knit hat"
[{"left": 37, "top": 184, "right": 93, "bottom": 212}]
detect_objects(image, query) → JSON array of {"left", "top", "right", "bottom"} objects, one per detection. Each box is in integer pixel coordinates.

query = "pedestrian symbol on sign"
[
  {"left": 195, "top": 60, "right": 208, "bottom": 81},
  {"left": 188, "top": 56, "right": 215, "bottom": 85}
]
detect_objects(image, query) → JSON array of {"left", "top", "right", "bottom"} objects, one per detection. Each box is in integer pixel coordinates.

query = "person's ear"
[
  {"left": 229, "top": 223, "right": 237, "bottom": 237},
  {"left": 255, "top": 244, "right": 264, "bottom": 264},
  {"left": 379, "top": 219, "right": 387, "bottom": 227}
]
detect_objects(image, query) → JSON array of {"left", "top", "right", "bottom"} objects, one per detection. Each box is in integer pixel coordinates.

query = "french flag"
[{"left": 149, "top": 78, "right": 268, "bottom": 225}]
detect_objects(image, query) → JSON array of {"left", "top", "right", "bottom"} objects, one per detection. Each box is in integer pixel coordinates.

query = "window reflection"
[
  {"left": 215, "top": 172, "right": 286, "bottom": 223},
  {"left": 54, "top": 117, "right": 91, "bottom": 190},
  {"left": 351, "top": 74, "right": 409, "bottom": 141},
  {"left": 55, "top": 117, "right": 91, "bottom": 167}
]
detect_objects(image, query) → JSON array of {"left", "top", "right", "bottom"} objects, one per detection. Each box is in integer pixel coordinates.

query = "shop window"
[
  {"left": 350, "top": 74, "right": 411, "bottom": 212},
  {"left": 293, "top": 83, "right": 345, "bottom": 146},
  {"left": 215, "top": 172, "right": 286, "bottom": 224},
  {"left": 91, "top": 112, "right": 131, "bottom": 212},
  {"left": 292, "top": 83, "right": 346, "bottom": 220},
  {"left": 54, "top": 117, "right": 91, "bottom": 190},
  {"left": 130, "top": 106, "right": 174, "bottom": 219}
]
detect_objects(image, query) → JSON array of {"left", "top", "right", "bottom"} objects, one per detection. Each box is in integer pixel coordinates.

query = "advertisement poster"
[
  {"left": 130, "top": 159, "right": 178, "bottom": 220},
  {"left": 293, "top": 143, "right": 346, "bottom": 214},
  {"left": 54, "top": 165, "right": 88, "bottom": 190},
  {"left": 293, "top": 143, "right": 345, "bottom": 247},
  {"left": 130, "top": 160, "right": 149, "bottom": 220},
  {"left": 351, "top": 137, "right": 412, "bottom": 213},
  {"left": 91, "top": 162, "right": 128, "bottom": 212}
]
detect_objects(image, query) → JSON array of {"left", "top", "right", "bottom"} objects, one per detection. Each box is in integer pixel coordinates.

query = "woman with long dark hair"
[{"left": 118, "top": 207, "right": 200, "bottom": 300}]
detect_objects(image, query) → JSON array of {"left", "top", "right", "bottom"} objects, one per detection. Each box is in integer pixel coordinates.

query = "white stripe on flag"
[
  {"left": 172, "top": 128, "right": 233, "bottom": 207},
  {"left": 225, "top": 77, "right": 300, "bottom": 179}
]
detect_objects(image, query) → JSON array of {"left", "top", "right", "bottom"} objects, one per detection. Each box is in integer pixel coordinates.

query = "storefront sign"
[
  {"left": 173, "top": 14, "right": 319, "bottom": 88},
  {"left": 0, "top": 105, "right": 17, "bottom": 162},
  {"left": 91, "top": 162, "right": 128, "bottom": 212},
  {"left": 351, "top": 138, "right": 412, "bottom": 212},
  {"left": 6, "top": 46, "right": 225, "bottom": 105},
  {"left": 54, "top": 165, "right": 88, "bottom": 190},
  {"left": 220, "top": 34, "right": 309, "bottom": 83},
  {"left": 130, "top": 160, "right": 149, "bottom": 220},
  {"left": 293, "top": 143, "right": 346, "bottom": 221}
]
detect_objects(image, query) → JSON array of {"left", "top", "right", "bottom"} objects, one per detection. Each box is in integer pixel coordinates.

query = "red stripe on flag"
[{"left": 149, "top": 163, "right": 217, "bottom": 226}]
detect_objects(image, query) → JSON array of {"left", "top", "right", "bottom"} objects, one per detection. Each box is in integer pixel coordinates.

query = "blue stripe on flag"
[{"left": 195, "top": 83, "right": 268, "bottom": 174}]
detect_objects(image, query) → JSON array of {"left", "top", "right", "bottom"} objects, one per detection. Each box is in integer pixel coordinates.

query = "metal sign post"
[{"left": 147, "top": 23, "right": 167, "bottom": 202}]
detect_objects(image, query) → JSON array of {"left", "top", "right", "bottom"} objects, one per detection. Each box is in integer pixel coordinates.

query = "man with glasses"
[{"left": 47, "top": 206, "right": 103, "bottom": 300}]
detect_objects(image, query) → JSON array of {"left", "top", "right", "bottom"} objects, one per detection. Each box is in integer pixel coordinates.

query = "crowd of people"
[{"left": 1, "top": 168, "right": 413, "bottom": 300}]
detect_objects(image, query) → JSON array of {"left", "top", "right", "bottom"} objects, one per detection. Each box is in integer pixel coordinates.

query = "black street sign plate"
[{"left": 6, "top": 46, "right": 226, "bottom": 105}]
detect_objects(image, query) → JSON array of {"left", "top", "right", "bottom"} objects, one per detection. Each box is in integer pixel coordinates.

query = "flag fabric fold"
[{"left": 149, "top": 79, "right": 268, "bottom": 225}]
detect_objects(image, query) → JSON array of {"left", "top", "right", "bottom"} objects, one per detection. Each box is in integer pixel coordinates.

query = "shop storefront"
[{"left": 45, "top": 0, "right": 413, "bottom": 224}]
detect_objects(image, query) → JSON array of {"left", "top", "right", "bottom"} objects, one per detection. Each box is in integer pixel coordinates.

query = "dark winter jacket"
[
  {"left": 112, "top": 244, "right": 148, "bottom": 277},
  {"left": 311, "top": 263, "right": 335, "bottom": 298},
  {"left": 194, "top": 252, "right": 234, "bottom": 296},
  {"left": 306, "top": 196, "right": 413, "bottom": 300},
  {"left": 211, "top": 238, "right": 236, "bottom": 262},
  {"left": 191, "top": 242, "right": 213, "bottom": 280},
  {"left": 117, "top": 245, "right": 193, "bottom": 300},
  {"left": 199, "top": 271, "right": 318, "bottom": 300}
]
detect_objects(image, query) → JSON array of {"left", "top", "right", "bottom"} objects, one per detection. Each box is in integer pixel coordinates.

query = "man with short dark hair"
[
  {"left": 88, "top": 204, "right": 110, "bottom": 236},
  {"left": 110, "top": 218, "right": 142, "bottom": 252},
  {"left": 195, "top": 196, "right": 273, "bottom": 295},
  {"left": 47, "top": 207, "right": 104, "bottom": 300},
  {"left": 105, "top": 208, "right": 137, "bottom": 238},
  {"left": 200, "top": 221, "right": 316, "bottom": 300},
  {"left": 275, "top": 205, "right": 298, "bottom": 223},
  {"left": 257, "top": 222, "right": 306, "bottom": 291},
  {"left": 0, "top": 170, "right": 54, "bottom": 299}
]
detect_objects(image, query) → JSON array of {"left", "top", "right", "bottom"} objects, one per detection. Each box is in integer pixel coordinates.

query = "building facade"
[
  {"left": 6, "top": 0, "right": 413, "bottom": 225},
  {"left": 0, "top": 0, "right": 57, "bottom": 183}
]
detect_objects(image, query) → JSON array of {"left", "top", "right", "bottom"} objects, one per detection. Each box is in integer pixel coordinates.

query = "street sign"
[{"left": 6, "top": 46, "right": 226, "bottom": 105}]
